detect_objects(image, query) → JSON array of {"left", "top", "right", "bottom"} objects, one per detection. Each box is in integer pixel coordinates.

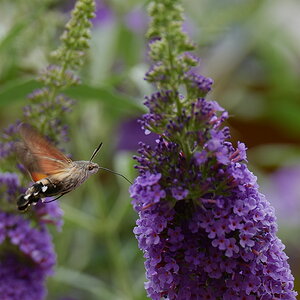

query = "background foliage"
[{"left": 0, "top": 0, "right": 299, "bottom": 299}]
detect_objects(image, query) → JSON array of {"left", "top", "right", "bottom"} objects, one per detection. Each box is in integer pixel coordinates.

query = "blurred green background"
[{"left": 0, "top": 0, "right": 299, "bottom": 299}]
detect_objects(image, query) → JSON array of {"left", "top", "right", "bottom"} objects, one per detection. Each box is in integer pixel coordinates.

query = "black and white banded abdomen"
[
  {"left": 17, "top": 170, "right": 88, "bottom": 210},
  {"left": 17, "top": 178, "right": 65, "bottom": 210}
]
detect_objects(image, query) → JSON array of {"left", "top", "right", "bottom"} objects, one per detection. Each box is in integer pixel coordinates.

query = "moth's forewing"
[
  {"left": 15, "top": 140, "right": 48, "bottom": 181},
  {"left": 16, "top": 123, "right": 72, "bottom": 180}
]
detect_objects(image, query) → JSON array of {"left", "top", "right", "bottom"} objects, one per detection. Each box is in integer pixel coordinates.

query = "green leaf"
[
  {"left": 0, "top": 79, "right": 145, "bottom": 114},
  {"left": 249, "top": 144, "right": 300, "bottom": 168},
  {"left": 53, "top": 267, "right": 120, "bottom": 300},
  {"left": 0, "top": 21, "right": 28, "bottom": 53},
  {"left": 0, "top": 79, "right": 41, "bottom": 107},
  {"left": 60, "top": 202, "right": 104, "bottom": 234},
  {"left": 64, "top": 84, "right": 145, "bottom": 114}
]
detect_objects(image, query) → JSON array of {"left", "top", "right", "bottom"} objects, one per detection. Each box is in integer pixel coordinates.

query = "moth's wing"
[
  {"left": 17, "top": 123, "right": 71, "bottom": 179},
  {"left": 15, "top": 141, "right": 48, "bottom": 182}
]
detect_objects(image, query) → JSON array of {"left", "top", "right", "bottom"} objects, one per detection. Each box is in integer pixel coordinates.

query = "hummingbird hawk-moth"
[{"left": 15, "top": 123, "right": 130, "bottom": 211}]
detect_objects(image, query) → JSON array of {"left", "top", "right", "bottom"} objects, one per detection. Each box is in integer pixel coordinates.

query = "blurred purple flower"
[
  {"left": 35, "top": 201, "right": 64, "bottom": 231},
  {"left": 182, "top": 18, "right": 197, "bottom": 39},
  {"left": 0, "top": 170, "right": 61, "bottom": 300},
  {"left": 0, "top": 255, "right": 46, "bottom": 300},
  {"left": 0, "top": 212, "right": 55, "bottom": 300},
  {"left": 263, "top": 165, "right": 300, "bottom": 226},
  {"left": 93, "top": 0, "right": 114, "bottom": 26},
  {"left": 124, "top": 7, "right": 148, "bottom": 34},
  {"left": 117, "top": 118, "right": 158, "bottom": 152},
  {"left": 0, "top": 172, "right": 24, "bottom": 203},
  {"left": 0, "top": 122, "right": 20, "bottom": 159}
]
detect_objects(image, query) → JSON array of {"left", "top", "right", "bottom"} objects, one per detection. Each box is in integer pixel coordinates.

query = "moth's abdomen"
[
  {"left": 17, "top": 182, "right": 44, "bottom": 210},
  {"left": 41, "top": 179, "right": 65, "bottom": 196},
  {"left": 17, "top": 178, "right": 65, "bottom": 210},
  {"left": 17, "top": 167, "right": 88, "bottom": 210},
  {"left": 17, "top": 194, "right": 38, "bottom": 211}
]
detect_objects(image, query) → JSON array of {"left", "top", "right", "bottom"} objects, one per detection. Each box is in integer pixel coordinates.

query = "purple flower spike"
[
  {"left": 130, "top": 1, "right": 297, "bottom": 299},
  {"left": 0, "top": 212, "right": 56, "bottom": 300},
  {"left": 131, "top": 99, "right": 297, "bottom": 299},
  {"left": 130, "top": 96, "right": 296, "bottom": 299}
]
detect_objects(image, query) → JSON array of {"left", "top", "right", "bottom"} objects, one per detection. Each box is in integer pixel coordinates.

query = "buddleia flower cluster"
[
  {"left": 0, "top": 0, "right": 95, "bottom": 299},
  {"left": 130, "top": 0, "right": 297, "bottom": 299}
]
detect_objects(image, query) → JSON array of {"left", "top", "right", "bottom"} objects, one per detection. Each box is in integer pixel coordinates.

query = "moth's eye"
[{"left": 88, "top": 166, "right": 94, "bottom": 171}]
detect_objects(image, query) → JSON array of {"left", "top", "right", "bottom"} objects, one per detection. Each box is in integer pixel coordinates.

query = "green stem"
[
  {"left": 166, "top": 35, "right": 182, "bottom": 114},
  {"left": 88, "top": 180, "right": 135, "bottom": 300}
]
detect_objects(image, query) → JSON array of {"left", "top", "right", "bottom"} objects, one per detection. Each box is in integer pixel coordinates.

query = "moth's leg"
[{"left": 43, "top": 192, "right": 68, "bottom": 203}]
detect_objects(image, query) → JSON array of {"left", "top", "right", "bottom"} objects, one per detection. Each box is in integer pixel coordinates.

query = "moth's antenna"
[
  {"left": 90, "top": 142, "right": 103, "bottom": 162},
  {"left": 90, "top": 142, "right": 132, "bottom": 184},
  {"left": 99, "top": 167, "right": 132, "bottom": 184}
]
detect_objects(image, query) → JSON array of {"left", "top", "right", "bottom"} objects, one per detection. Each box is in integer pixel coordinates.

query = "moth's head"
[{"left": 86, "top": 162, "right": 100, "bottom": 174}]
